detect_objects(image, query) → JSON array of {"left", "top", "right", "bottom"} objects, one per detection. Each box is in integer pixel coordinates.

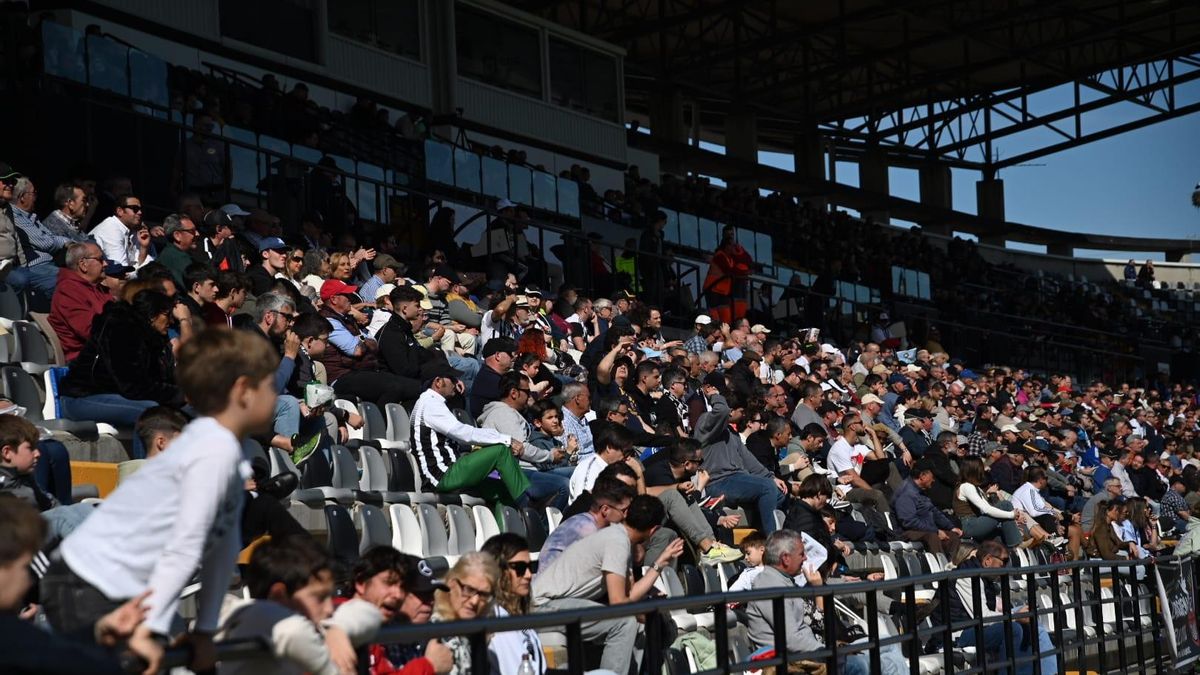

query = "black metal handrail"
[{"left": 159, "top": 554, "right": 1185, "bottom": 675}]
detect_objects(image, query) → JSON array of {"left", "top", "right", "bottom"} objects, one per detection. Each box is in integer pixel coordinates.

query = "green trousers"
[{"left": 435, "top": 443, "right": 530, "bottom": 506}]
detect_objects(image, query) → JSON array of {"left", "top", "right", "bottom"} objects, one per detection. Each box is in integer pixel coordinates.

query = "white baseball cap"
[
  {"left": 220, "top": 203, "right": 251, "bottom": 217},
  {"left": 694, "top": 314, "right": 713, "bottom": 325}
]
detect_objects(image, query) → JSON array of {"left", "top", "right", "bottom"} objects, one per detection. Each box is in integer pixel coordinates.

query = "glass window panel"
[
  {"left": 42, "top": 22, "right": 86, "bottom": 83},
  {"left": 453, "top": 148, "right": 481, "bottom": 193},
  {"left": 548, "top": 38, "right": 619, "bottom": 122},
  {"left": 292, "top": 144, "right": 323, "bottom": 165},
  {"left": 327, "top": 155, "right": 358, "bottom": 214},
  {"left": 905, "top": 269, "right": 919, "bottom": 297},
  {"left": 357, "top": 163, "right": 385, "bottom": 223},
  {"left": 856, "top": 285, "right": 871, "bottom": 304},
  {"left": 919, "top": 272, "right": 931, "bottom": 300},
  {"left": 532, "top": 171, "right": 557, "bottom": 211},
  {"left": 424, "top": 140, "right": 454, "bottom": 185},
  {"left": 128, "top": 49, "right": 168, "bottom": 107},
  {"left": 329, "top": 0, "right": 420, "bottom": 61},
  {"left": 678, "top": 213, "right": 699, "bottom": 250},
  {"left": 481, "top": 156, "right": 508, "bottom": 199},
  {"left": 556, "top": 178, "right": 579, "bottom": 217},
  {"left": 87, "top": 35, "right": 129, "bottom": 96},
  {"left": 757, "top": 233, "right": 772, "bottom": 266},
  {"left": 698, "top": 219, "right": 720, "bottom": 253},
  {"left": 661, "top": 209, "right": 680, "bottom": 244},
  {"left": 456, "top": 6, "right": 542, "bottom": 99},
  {"left": 892, "top": 266, "right": 904, "bottom": 294},
  {"left": 736, "top": 228, "right": 757, "bottom": 259},
  {"left": 508, "top": 165, "right": 533, "bottom": 206}
]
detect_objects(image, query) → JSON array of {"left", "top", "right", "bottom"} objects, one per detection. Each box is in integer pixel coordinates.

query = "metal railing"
[{"left": 157, "top": 554, "right": 1194, "bottom": 675}]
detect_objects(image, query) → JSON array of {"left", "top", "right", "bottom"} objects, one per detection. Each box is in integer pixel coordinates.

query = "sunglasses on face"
[
  {"left": 502, "top": 561, "right": 533, "bottom": 576},
  {"left": 119, "top": 204, "right": 143, "bottom": 213},
  {"left": 0, "top": 177, "right": 16, "bottom": 188}
]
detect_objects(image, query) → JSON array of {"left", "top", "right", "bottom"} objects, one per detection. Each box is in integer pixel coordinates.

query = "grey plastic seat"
[
  {"left": 384, "top": 403, "right": 411, "bottom": 448},
  {"left": 267, "top": 447, "right": 352, "bottom": 505},
  {"left": 497, "top": 505, "right": 527, "bottom": 538},
  {"left": 325, "top": 504, "right": 359, "bottom": 565},
  {"left": 0, "top": 366, "right": 100, "bottom": 440},
  {"left": 416, "top": 503, "right": 451, "bottom": 559},
  {"left": 354, "top": 503, "right": 391, "bottom": 555},
  {"left": 445, "top": 505, "right": 476, "bottom": 556}
]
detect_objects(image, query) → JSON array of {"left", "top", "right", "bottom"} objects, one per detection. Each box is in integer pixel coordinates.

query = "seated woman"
[
  {"left": 1086, "top": 498, "right": 1146, "bottom": 580},
  {"left": 432, "top": 552, "right": 501, "bottom": 675},
  {"left": 482, "top": 533, "right": 546, "bottom": 675},
  {"left": 955, "top": 456, "right": 1051, "bottom": 548},
  {"left": 59, "top": 290, "right": 186, "bottom": 458}
]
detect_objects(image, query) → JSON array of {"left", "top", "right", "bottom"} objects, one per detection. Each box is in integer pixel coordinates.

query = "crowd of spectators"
[{"left": 4, "top": 135, "right": 1200, "bottom": 674}]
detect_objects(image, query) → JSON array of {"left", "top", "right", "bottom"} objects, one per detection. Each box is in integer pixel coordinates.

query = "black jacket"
[
  {"left": 375, "top": 314, "right": 426, "bottom": 380},
  {"left": 60, "top": 301, "right": 183, "bottom": 406},
  {"left": 745, "top": 429, "right": 780, "bottom": 477},
  {"left": 782, "top": 498, "right": 836, "bottom": 564},
  {"left": 924, "top": 448, "right": 960, "bottom": 511},
  {"left": 0, "top": 613, "right": 125, "bottom": 674}
]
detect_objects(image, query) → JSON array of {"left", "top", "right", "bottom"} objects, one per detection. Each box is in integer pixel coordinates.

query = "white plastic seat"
[
  {"left": 388, "top": 504, "right": 424, "bottom": 558},
  {"left": 472, "top": 505, "right": 501, "bottom": 552}
]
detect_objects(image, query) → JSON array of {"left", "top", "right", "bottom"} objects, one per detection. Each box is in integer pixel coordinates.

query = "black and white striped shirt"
[{"left": 410, "top": 388, "right": 511, "bottom": 489}]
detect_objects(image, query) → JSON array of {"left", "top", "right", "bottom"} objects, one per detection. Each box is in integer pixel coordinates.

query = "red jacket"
[{"left": 48, "top": 267, "right": 113, "bottom": 363}]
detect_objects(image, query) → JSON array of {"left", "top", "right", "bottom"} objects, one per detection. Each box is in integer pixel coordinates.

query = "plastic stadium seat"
[
  {"left": 357, "top": 445, "right": 425, "bottom": 505},
  {"left": 445, "top": 505, "right": 476, "bottom": 556},
  {"left": 679, "top": 564, "right": 705, "bottom": 595},
  {"left": 416, "top": 503, "right": 451, "bottom": 559},
  {"left": 333, "top": 400, "right": 363, "bottom": 441},
  {"left": 1, "top": 366, "right": 100, "bottom": 440},
  {"left": 12, "top": 320, "right": 54, "bottom": 371},
  {"left": 497, "top": 505, "right": 527, "bottom": 538},
  {"left": 357, "top": 402, "right": 387, "bottom": 441},
  {"left": 0, "top": 285, "right": 25, "bottom": 321},
  {"left": 354, "top": 503, "right": 390, "bottom": 555},
  {"left": 27, "top": 312, "right": 65, "bottom": 365},
  {"left": 521, "top": 507, "right": 548, "bottom": 552},
  {"left": 325, "top": 504, "right": 359, "bottom": 565},
  {"left": 546, "top": 506, "right": 563, "bottom": 532},
  {"left": 387, "top": 504, "right": 424, "bottom": 558},
  {"left": 451, "top": 408, "right": 475, "bottom": 427},
  {"left": 242, "top": 438, "right": 268, "bottom": 467},
  {"left": 472, "top": 505, "right": 501, "bottom": 552},
  {"left": 266, "top": 447, "right": 351, "bottom": 505},
  {"left": 384, "top": 403, "right": 411, "bottom": 449}
]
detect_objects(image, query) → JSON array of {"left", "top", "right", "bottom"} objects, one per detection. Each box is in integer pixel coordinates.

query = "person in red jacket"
[
  {"left": 337, "top": 548, "right": 453, "bottom": 675},
  {"left": 48, "top": 241, "right": 114, "bottom": 363},
  {"left": 703, "top": 225, "right": 753, "bottom": 324}
]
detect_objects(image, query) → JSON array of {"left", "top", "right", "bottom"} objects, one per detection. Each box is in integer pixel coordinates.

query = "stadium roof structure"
[{"left": 509, "top": 0, "right": 1200, "bottom": 253}]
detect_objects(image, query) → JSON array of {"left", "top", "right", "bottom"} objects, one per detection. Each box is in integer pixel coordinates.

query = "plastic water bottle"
[{"left": 517, "top": 653, "right": 536, "bottom": 675}]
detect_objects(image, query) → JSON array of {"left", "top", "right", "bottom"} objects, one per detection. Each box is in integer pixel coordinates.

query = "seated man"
[
  {"left": 338, "top": 547, "right": 452, "bottom": 675},
  {"left": 49, "top": 241, "right": 114, "bottom": 363},
  {"left": 642, "top": 439, "right": 744, "bottom": 565},
  {"left": 531, "top": 495, "right": 684, "bottom": 675},
  {"left": 478, "top": 372, "right": 569, "bottom": 510},
  {"left": 891, "top": 459, "right": 962, "bottom": 555},
  {"left": 411, "top": 362, "right": 529, "bottom": 505},
  {"left": 319, "top": 279, "right": 415, "bottom": 409},
  {"left": 694, "top": 387, "right": 788, "bottom": 533},
  {"left": 538, "top": 474, "right": 636, "bottom": 571},
  {"left": 825, "top": 414, "right": 892, "bottom": 515},
  {"left": 216, "top": 536, "right": 381, "bottom": 675},
  {"left": 745, "top": 530, "right": 906, "bottom": 675},
  {"left": 569, "top": 421, "right": 639, "bottom": 503}
]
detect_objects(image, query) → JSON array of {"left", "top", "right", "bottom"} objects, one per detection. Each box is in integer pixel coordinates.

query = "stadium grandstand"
[{"left": 2, "top": 1, "right": 1200, "bottom": 674}]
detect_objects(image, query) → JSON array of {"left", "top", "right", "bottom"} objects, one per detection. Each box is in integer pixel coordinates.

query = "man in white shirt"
[
  {"left": 568, "top": 421, "right": 638, "bottom": 503},
  {"left": 824, "top": 414, "right": 892, "bottom": 514},
  {"left": 411, "top": 362, "right": 530, "bottom": 505},
  {"left": 1011, "top": 466, "right": 1071, "bottom": 548},
  {"left": 90, "top": 195, "right": 152, "bottom": 270}
]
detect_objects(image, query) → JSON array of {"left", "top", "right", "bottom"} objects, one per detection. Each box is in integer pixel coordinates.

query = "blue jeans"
[
  {"left": 35, "top": 439, "right": 74, "bottom": 504},
  {"left": 843, "top": 643, "right": 909, "bottom": 675},
  {"left": 709, "top": 473, "right": 786, "bottom": 533},
  {"left": 42, "top": 503, "right": 95, "bottom": 544},
  {"left": 956, "top": 621, "right": 1057, "bottom": 675},
  {"left": 273, "top": 394, "right": 302, "bottom": 438},
  {"left": 60, "top": 394, "right": 159, "bottom": 459},
  {"left": 6, "top": 264, "right": 59, "bottom": 305},
  {"left": 449, "top": 354, "right": 481, "bottom": 393},
  {"left": 524, "top": 469, "right": 569, "bottom": 511}
]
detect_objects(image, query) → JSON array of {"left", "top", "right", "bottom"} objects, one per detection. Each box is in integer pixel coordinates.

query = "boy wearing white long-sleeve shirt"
[{"left": 41, "top": 328, "right": 282, "bottom": 674}]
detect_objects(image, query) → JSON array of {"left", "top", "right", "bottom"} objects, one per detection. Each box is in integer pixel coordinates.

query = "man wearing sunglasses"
[
  {"left": 90, "top": 194, "right": 152, "bottom": 271},
  {"left": 155, "top": 213, "right": 201, "bottom": 286}
]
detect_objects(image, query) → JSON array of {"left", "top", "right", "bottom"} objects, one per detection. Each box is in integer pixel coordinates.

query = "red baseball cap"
[{"left": 320, "top": 279, "right": 359, "bottom": 301}]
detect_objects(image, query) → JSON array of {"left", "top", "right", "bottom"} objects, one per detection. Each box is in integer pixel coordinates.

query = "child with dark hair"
[
  {"left": 217, "top": 536, "right": 381, "bottom": 675},
  {"left": 0, "top": 415, "right": 94, "bottom": 543}
]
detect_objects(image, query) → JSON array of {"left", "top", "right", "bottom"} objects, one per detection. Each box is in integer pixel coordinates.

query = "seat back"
[
  {"left": 416, "top": 503, "right": 450, "bottom": 557},
  {"left": 497, "top": 505, "right": 527, "bottom": 538},
  {"left": 451, "top": 408, "right": 475, "bottom": 427},
  {"left": 13, "top": 320, "right": 52, "bottom": 366},
  {"left": 1, "top": 366, "right": 44, "bottom": 421},
  {"left": 334, "top": 400, "right": 363, "bottom": 441},
  {"left": 388, "top": 504, "right": 424, "bottom": 557},
  {"left": 445, "top": 505, "right": 476, "bottom": 556},
  {"left": 521, "top": 507, "right": 548, "bottom": 551},
  {"left": 358, "top": 402, "right": 387, "bottom": 441},
  {"left": 329, "top": 445, "right": 360, "bottom": 490},
  {"left": 546, "top": 506, "right": 563, "bottom": 532},
  {"left": 679, "top": 564, "right": 705, "bottom": 595},
  {"left": 42, "top": 366, "right": 68, "bottom": 420},
  {"left": 384, "top": 403, "right": 411, "bottom": 443},
  {"left": 472, "top": 504, "right": 501, "bottom": 552},
  {"left": 358, "top": 445, "right": 390, "bottom": 492},
  {"left": 241, "top": 438, "right": 268, "bottom": 467},
  {"left": 702, "top": 565, "right": 724, "bottom": 593},
  {"left": 324, "top": 504, "right": 359, "bottom": 565},
  {"left": 384, "top": 448, "right": 420, "bottom": 492},
  {"left": 28, "top": 313, "right": 65, "bottom": 365},
  {"left": 0, "top": 284, "right": 24, "bottom": 321},
  {"left": 355, "top": 504, "right": 391, "bottom": 555}
]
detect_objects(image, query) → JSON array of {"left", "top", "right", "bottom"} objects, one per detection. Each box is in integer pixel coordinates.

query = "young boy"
[
  {"left": 42, "top": 327, "right": 282, "bottom": 674},
  {"left": 134, "top": 406, "right": 190, "bottom": 459},
  {"left": 0, "top": 415, "right": 94, "bottom": 543},
  {"left": 217, "top": 536, "right": 380, "bottom": 675},
  {"left": 728, "top": 530, "right": 766, "bottom": 593}
]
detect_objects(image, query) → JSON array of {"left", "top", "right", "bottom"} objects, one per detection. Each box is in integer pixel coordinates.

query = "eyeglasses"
[
  {"left": 516, "top": 388, "right": 531, "bottom": 395},
  {"left": 600, "top": 502, "right": 630, "bottom": 515},
  {"left": 178, "top": 228, "right": 197, "bottom": 235},
  {"left": 290, "top": 256, "right": 305, "bottom": 262},
  {"left": 502, "top": 561, "right": 533, "bottom": 576},
  {"left": 119, "top": 204, "right": 143, "bottom": 212},
  {"left": 0, "top": 177, "right": 17, "bottom": 187},
  {"left": 453, "top": 578, "right": 493, "bottom": 603}
]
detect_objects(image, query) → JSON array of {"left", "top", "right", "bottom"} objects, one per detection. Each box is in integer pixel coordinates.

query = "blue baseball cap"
[{"left": 258, "top": 236, "right": 288, "bottom": 252}]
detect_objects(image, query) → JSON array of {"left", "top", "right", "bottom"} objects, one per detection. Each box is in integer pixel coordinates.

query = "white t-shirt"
[
  {"left": 488, "top": 606, "right": 547, "bottom": 675},
  {"left": 826, "top": 437, "right": 868, "bottom": 476},
  {"left": 532, "top": 524, "right": 631, "bottom": 605},
  {"left": 216, "top": 597, "right": 381, "bottom": 675},
  {"left": 568, "top": 454, "right": 609, "bottom": 502},
  {"left": 60, "top": 417, "right": 248, "bottom": 635}
]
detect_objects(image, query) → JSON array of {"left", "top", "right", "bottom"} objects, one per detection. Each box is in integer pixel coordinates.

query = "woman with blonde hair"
[{"left": 432, "top": 551, "right": 501, "bottom": 675}]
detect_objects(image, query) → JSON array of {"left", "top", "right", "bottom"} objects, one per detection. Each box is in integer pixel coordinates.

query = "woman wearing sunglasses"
[{"left": 482, "top": 533, "right": 547, "bottom": 675}]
